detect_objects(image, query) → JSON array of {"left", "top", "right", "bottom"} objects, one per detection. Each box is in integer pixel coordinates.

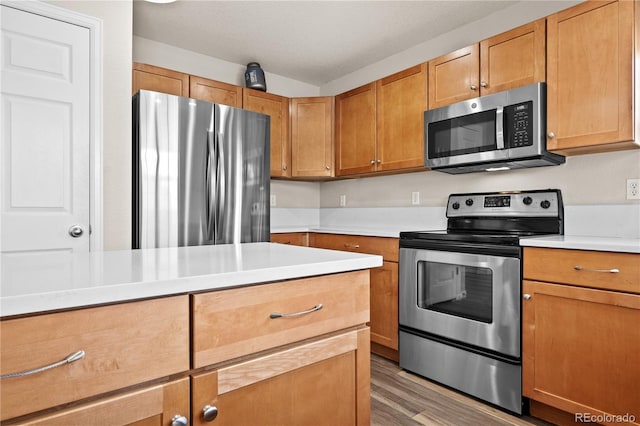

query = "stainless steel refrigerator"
[{"left": 132, "top": 89, "right": 270, "bottom": 249}]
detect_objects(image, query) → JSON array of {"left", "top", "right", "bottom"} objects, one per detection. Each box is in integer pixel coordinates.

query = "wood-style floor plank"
[{"left": 371, "top": 355, "right": 553, "bottom": 426}]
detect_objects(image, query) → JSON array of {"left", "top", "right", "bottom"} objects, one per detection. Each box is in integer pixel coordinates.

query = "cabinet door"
[
  {"left": 370, "top": 261, "right": 398, "bottom": 352},
  {"left": 428, "top": 45, "right": 479, "bottom": 108},
  {"left": 376, "top": 64, "right": 427, "bottom": 171},
  {"left": 291, "top": 97, "right": 334, "bottom": 178},
  {"left": 523, "top": 281, "right": 640, "bottom": 421},
  {"left": 12, "top": 378, "right": 190, "bottom": 426},
  {"left": 243, "top": 89, "right": 290, "bottom": 178},
  {"left": 335, "top": 83, "right": 377, "bottom": 176},
  {"left": 191, "top": 329, "right": 370, "bottom": 426},
  {"left": 479, "top": 19, "right": 545, "bottom": 95},
  {"left": 189, "top": 75, "right": 242, "bottom": 107},
  {"left": 546, "top": 0, "right": 635, "bottom": 154},
  {"left": 270, "top": 232, "right": 308, "bottom": 246},
  {"left": 132, "top": 63, "right": 189, "bottom": 96}
]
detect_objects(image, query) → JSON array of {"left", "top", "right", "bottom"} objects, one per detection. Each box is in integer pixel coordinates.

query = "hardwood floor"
[{"left": 370, "top": 355, "right": 553, "bottom": 426}]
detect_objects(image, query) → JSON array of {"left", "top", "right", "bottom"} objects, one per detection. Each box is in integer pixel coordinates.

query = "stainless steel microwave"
[{"left": 424, "top": 82, "right": 564, "bottom": 174}]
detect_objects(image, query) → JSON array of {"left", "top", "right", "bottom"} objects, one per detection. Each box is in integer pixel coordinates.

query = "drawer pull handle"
[
  {"left": 270, "top": 303, "right": 323, "bottom": 319},
  {"left": 344, "top": 244, "right": 360, "bottom": 249},
  {"left": 574, "top": 266, "right": 620, "bottom": 274},
  {"left": 1, "top": 350, "right": 85, "bottom": 380}
]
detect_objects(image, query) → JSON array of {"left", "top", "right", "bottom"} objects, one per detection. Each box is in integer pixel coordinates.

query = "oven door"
[{"left": 399, "top": 246, "right": 521, "bottom": 358}]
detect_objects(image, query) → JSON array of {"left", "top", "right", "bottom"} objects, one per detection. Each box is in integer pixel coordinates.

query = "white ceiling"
[{"left": 133, "top": 1, "right": 519, "bottom": 86}]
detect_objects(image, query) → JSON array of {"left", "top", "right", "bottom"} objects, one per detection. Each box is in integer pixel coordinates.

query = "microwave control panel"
[{"left": 504, "top": 101, "right": 533, "bottom": 148}]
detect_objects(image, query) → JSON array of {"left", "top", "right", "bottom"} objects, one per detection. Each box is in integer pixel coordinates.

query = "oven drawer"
[
  {"left": 523, "top": 247, "right": 639, "bottom": 293},
  {"left": 0, "top": 296, "right": 190, "bottom": 421},
  {"left": 309, "top": 233, "right": 398, "bottom": 262},
  {"left": 191, "top": 270, "right": 370, "bottom": 368}
]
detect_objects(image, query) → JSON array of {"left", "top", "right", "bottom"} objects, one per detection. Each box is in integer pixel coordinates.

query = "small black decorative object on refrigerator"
[{"left": 399, "top": 189, "right": 564, "bottom": 414}]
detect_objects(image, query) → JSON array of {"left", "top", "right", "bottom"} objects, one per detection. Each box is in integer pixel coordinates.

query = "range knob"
[
  {"left": 452, "top": 202, "right": 460, "bottom": 210},
  {"left": 540, "top": 200, "right": 551, "bottom": 209},
  {"left": 465, "top": 198, "right": 474, "bottom": 206},
  {"left": 523, "top": 196, "right": 533, "bottom": 206}
]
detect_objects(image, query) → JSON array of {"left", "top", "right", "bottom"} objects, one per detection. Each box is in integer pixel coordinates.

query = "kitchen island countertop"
[{"left": 0, "top": 243, "right": 382, "bottom": 318}]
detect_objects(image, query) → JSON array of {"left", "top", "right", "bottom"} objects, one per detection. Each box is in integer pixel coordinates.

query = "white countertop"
[
  {"left": 520, "top": 235, "right": 640, "bottom": 253},
  {"left": 0, "top": 243, "right": 382, "bottom": 318}
]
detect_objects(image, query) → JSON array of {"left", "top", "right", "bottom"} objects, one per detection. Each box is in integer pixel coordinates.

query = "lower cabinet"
[
  {"left": 523, "top": 247, "right": 640, "bottom": 425},
  {"left": 191, "top": 329, "right": 370, "bottom": 426},
  {"left": 10, "top": 378, "right": 190, "bottom": 426}
]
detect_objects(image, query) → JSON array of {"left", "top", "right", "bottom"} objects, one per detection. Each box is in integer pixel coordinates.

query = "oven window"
[
  {"left": 417, "top": 261, "right": 493, "bottom": 323},
  {"left": 428, "top": 109, "right": 497, "bottom": 158}
]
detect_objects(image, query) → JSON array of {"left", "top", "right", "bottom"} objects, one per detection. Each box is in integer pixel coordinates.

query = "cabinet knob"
[
  {"left": 547, "top": 132, "right": 555, "bottom": 139},
  {"left": 203, "top": 405, "right": 219, "bottom": 422},
  {"left": 325, "top": 165, "right": 330, "bottom": 170},
  {"left": 283, "top": 165, "right": 287, "bottom": 171},
  {"left": 523, "top": 294, "right": 532, "bottom": 300},
  {"left": 480, "top": 81, "right": 487, "bottom": 88},
  {"left": 370, "top": 160, "right": 375, "bottom": 165},
  {"left": 171, "top": 415, "right": 189, "bottom": 426},
  {"left": 470, "top": 84, "right": 478, "bottom": 91},
  {"left": 376, "top": 159, "right": 381, "bottom": 164}
]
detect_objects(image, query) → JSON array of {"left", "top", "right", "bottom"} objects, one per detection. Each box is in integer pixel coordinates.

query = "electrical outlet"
[
  {"left": 339, "top": 195, "right": 346, "bottom": 207},
  {"left": 412, "top": 192, "right": 420, "bottom": 205},
  {"left": 627, "top": 178, "right": 640, "bottom": 200},
  {"left": 270, "top": 194, "right": 277, "bottom": 207}
]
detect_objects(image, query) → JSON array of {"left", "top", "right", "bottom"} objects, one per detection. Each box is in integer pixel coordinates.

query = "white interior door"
[{"left": 1, "top": 5, "right": 91, "bottom": 253}]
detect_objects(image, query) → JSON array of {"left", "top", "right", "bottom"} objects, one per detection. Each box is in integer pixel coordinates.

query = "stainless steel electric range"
[{"left": 398, "top": 189, "right": 564, "bottom": 414}]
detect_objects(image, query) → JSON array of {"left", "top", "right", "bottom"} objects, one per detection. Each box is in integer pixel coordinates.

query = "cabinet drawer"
[
  {"left": 524, "top": 247, "right": 640, "bottom": 293},
  {"left": 0, "top": 296, "right": 190, "bottom": 421},
  {"left": 192, "top": 270, "right": 369, "bottom": 367},
  {"left": 309, "top": 233, "right": 398, "bottom": 262},
  {"left": 270, "top": 232, "right": 309, "bottom": 246}
]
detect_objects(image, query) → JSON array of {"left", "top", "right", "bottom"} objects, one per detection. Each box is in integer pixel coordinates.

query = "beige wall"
[
  {"left": 320, "top": 150, "right": 640, "bottom": 208},
  {"left": 48, "top": 0, "right": 133, "bottom": 250}
]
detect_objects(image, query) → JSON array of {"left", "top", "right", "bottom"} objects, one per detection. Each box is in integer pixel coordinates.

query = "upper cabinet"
[
  {"left": 243, "top": 89, "right": 291, "bottom": 178},
  {"left": 428, "top": 19, "right": 545, "bottom": 108},
  {"left": 376, "top": 64, "right": 427, "bottom": 172},
  {"left": 335, "top": 64, "right": 427, "bottom": 177},
  {"left": 290, "top": 97, "right": 335, "bottom": 178},
  {"left": 190, "top": 75, "right": 243, "bottom": 107},
  {"left": 132, "top": 63, "right": 189, "bottom": 97},
  {"left": 546, "top": 0, "right": 638, "bottom": 154},
  {"left": 335, "top": 83, "right": 377, "bottom": 176}
]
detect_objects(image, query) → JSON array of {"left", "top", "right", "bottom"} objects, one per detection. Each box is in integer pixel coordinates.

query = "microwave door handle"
[{"left": 496, "top": 107, "right": 504, "bottom": 149}]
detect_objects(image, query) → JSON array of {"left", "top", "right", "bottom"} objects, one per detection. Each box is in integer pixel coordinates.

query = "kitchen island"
[{"left": 0, "top": 243, "right": 381, "bottom": 425}]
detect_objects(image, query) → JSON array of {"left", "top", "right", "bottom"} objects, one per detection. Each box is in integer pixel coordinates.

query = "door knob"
[{"left": 68, "top": 225, "right": 84, "bottom": 238}]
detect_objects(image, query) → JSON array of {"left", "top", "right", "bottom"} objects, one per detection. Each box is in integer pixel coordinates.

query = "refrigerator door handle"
[
  {"left": 205, "top": 130, "right": 216, "bottom": 241},
  {"left": 215, "top": 131, "right": 225, "bottom": 243}
]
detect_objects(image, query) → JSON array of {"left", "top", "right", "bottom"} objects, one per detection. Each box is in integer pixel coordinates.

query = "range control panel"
[{"left": 447, "top": 190, "right": 561, "bottom": 217}]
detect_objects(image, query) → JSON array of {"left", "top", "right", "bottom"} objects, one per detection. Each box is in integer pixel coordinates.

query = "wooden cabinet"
[
  {"left": 335, "top": 83, "right": 377, "bottom": 176},
  {"left": 290, "top": 97, "right": 334, "bottom": 178},
  {"left": 190, "top": 75, "right": 243, "bottom": 107},
  {"left": 0, "top": 296, "right": 190, "bottom": 421},
  {"left": 191, "top": 271, "right": 369, "bottom": 367},
  {"left": 376, "top": 64, "right": 427, "bottom": 172},
  {"left": 132, "top": 62, "right": 189, "bottom": 96},
  {"left": 335, "top": 64, "right": 426, "bottom": 177},
  {"left": 428, "top": 19, "right": 545, "bottom": 108},
  {"left": 309, "top": 233, "right": 399, "bottom": 360},
  {"left": 546, "top": 0, "right": 638, "bottom": 154},
  {"left": 191, "top": 329, "right": 370, "bottom": 426},
  {"left": 244, "top": 89, "right": 291, "bottom": 177},
  {"left": 190, "top": 270, "right": 371, "bottom": 425},
  {"left": 10, "top": 378, "right": 190, "bottom": 426},
  {"left": 523, "top": 247, "right": 640, "bottom": 425},
  {"left": 270, "top": 232, "right": 309, "bottom": 246}
]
